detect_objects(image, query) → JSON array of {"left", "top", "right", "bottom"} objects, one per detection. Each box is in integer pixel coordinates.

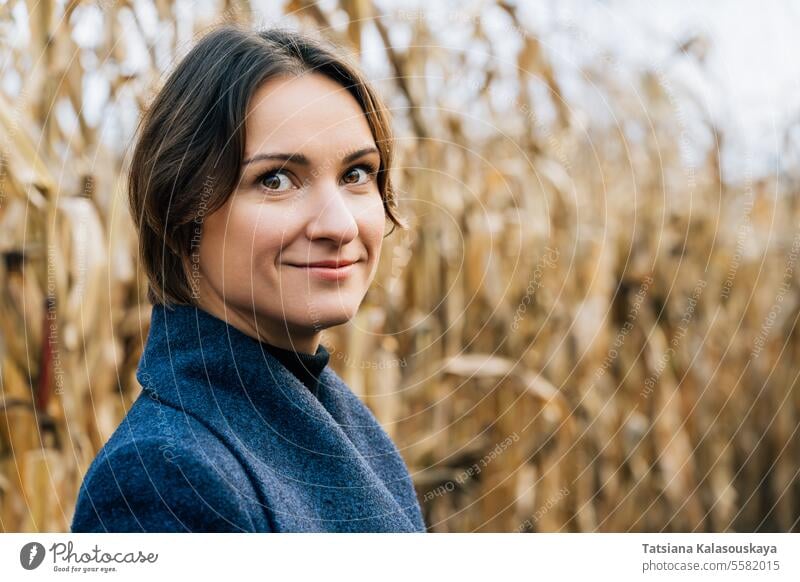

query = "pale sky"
[{"left": 531, "top": 0, "right": 800, "bottom": 182}]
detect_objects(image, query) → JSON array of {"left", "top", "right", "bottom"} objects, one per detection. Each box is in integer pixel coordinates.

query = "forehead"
[{"left": 244, "top": 73, "right": 375, "bottom": 158}]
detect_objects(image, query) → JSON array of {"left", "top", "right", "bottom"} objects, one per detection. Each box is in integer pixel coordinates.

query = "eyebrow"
[{"left": 241, "top": 146, "right": 380, "bottom": 167}]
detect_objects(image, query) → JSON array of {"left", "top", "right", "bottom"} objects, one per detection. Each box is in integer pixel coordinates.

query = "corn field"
[{"left": 1, "top": 0, "right": 798, "bottom": 533}]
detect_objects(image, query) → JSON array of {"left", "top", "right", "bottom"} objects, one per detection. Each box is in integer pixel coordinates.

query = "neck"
[{"left": 194, "top": 284, "right": 321, "bottom": 355}]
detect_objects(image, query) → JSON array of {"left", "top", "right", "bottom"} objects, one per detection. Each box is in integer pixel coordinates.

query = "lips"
[
  {"left": 287, "top": 259, "right": 359, "bottom": 268},
  {"left": 285, "top": 259, "right": 360, "bottom": 282}
]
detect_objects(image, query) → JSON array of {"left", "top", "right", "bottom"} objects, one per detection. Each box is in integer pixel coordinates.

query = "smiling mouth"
[
  {"left": 284, "top": 260, "right": 361, "bottom": 281},
  {"left": 287, "top": 259, "right": 359, "bottom": 268}
]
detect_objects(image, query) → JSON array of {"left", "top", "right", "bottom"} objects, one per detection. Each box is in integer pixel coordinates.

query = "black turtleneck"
[{"left": 262, "top": 342, "right": 330, "bottom": 396}]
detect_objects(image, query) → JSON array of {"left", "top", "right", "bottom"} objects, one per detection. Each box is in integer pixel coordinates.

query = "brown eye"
[
  {"left": 260, "top": 171, "right": 292, "bottom": 192},
  {"left": 342, "top": 165, "right": 374, "bottom": 186}
]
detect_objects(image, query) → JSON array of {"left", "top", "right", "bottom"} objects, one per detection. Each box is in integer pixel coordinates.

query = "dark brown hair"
[{"left": 128, "top": 23, "right": 405, "bottom": 306}]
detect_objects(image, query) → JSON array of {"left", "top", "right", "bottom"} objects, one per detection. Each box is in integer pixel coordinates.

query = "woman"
[{"left": 71, "top": 24, "right": 426, "bottom": 533}]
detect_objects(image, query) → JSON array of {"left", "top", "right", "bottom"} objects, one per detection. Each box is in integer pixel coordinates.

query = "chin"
[{"left": 304, "top": 298, "right": 362, "bottom": 329}]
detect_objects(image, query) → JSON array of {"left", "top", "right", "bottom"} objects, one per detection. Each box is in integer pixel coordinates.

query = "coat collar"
[
  {"left": 138, "top": 303, "right": 320, "bottom": 400},
  {"left": 135, "top": 303, "right": 424, "bottom": 532},
  {"left": 136, "top": 302, "right": 374, "bottom": 457}
]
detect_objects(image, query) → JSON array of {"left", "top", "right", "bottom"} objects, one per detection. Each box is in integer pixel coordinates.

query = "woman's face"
[{"left": 196, "top": 73, "right": 386, "bottom": 354}]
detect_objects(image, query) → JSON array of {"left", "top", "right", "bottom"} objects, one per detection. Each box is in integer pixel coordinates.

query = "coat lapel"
[{"left": 136, "top": 303, "right": 423, "bottom": 532}]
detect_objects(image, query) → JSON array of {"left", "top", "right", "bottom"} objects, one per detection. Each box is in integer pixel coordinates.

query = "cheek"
[
  {"left": 358, "top": 198, "right": 387, "bottom": 257},
  {"left": 199, "top": 202, "right": 285, "bottom": 284}
]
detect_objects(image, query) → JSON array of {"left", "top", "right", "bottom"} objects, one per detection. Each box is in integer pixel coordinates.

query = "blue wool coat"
[{"left": 71, "top": 303, "right": 426, "bottom": 532}]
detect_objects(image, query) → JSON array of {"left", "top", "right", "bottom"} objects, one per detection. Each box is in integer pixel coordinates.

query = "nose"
[{"left": 305, "top": 185, "right": 359, "bottom": 245}]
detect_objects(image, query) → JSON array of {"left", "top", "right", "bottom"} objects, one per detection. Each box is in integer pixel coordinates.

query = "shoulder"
[
  {"left": 100, "top": 391, "right": 250, "bottom": 484},
  {"left": 71, "top": 398, "right": 265, "bottom": 532}
]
